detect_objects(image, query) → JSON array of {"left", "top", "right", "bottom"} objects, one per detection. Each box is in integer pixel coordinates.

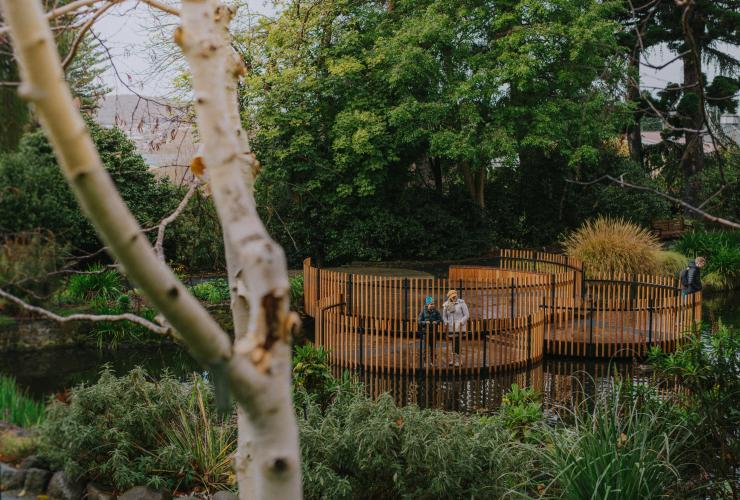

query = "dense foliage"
[
  {"left": 0, "top": 124, "right": 228, "bottom": 272},
  {"left": 39, "top": 367, "right": 235, "bottom": 493},
  {"left": 241, "top": 0, "right": 674, "bottom": 265},
  {"left": 31, "top": 328, "right": 740, "bottom": 498},
  {"left": 673, "top": 230, "right": 740, "bottom": 290},
  {"left": 650, "top": 323, "right": 740, "bottom": 497},
  {"left": 0, "top": 125, "right": 174, "bottom": 253}
]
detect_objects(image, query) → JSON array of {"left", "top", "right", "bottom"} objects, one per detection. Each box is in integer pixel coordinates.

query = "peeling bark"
[{"left": 176, "top": 1, "right": 302, "bottom": 498}]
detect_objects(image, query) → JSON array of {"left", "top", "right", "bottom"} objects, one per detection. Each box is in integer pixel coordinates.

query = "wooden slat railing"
[{"left": 303, "top": 249, "right": 701, "bottom": 372}]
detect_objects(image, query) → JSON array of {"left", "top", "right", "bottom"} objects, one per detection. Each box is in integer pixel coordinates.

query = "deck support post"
[
  {"left": 346, "top": 274, "right": 353, "bottom": 315},
  {"left": 647, "top": 297, "right": 654, "bottom": 352}
]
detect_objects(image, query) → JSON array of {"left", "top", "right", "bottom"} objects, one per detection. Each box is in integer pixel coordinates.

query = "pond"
[{"left": 1, "top": 290, "right": 737, "bottom": 413}]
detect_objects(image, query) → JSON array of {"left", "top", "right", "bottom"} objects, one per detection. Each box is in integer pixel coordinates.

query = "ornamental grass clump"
[
  {"left": 563, "top": 217, "right": 663, "bottom": 275},
  {"left": 539, "top": 383, "right": 694, "bottom": 499},
  {"left": 0, "top": 374, "right": 45, "bottom": 427}
]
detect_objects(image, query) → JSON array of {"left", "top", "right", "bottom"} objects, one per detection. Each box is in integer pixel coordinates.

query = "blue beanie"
[{"left": 425, "top": 296, "right": 433, "bottom": 305}]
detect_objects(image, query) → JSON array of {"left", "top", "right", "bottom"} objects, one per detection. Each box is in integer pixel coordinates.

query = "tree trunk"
[
  {"left": 680, "top": 3, "right": 705, "bottom": 212},
  {"left": 430, "top": 157, "right": 442, "bottom": 192},
  {"left": 460, "top": 162, "right": 485, "bottom": 209},
  {"left": 2, "top": 2, "right": 303, "bottom": 499},
  {"left": 626, "top": 49, "right": 643, "bottom": 166}
]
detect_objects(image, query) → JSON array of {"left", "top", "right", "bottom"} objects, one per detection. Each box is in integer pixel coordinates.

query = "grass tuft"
[
  {"left": 563, "top": 216, "right": 664, "bottom": 275},
  {"left": 0, "top": 374, "right": 45, "bottom": 427}
]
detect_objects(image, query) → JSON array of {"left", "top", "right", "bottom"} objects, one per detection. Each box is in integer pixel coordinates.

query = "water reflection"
[
  {"left": 349, "top": 357, "right": 656, "bottom": 414},
  {"left": 0, "top": 345, "right": 201, "bottom": 399}
]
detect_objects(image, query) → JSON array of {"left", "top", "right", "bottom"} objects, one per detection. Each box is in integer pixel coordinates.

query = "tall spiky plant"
[{"left": 562, "top": 217, "right": 664, "bottom": 276}]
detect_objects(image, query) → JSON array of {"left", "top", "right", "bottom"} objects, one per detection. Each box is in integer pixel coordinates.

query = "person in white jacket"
[{"left": 442, "top": 289, "right": 469, "bottom": 366}]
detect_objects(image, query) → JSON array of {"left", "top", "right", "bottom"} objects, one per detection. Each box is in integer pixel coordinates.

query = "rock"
[
  {"left": 85, "top": 482, "right": 116, "bottom": 500},
  {"left": 212, "top": 492, "right": 237, "bottom": 500},
  {"left": 118, "top": 486, "right": 171, "bottom": 500},
  {"left": 47, "top": 470, "right": 84, "bottom": 500},
  {"left": 23, "top": 467, "right": 52, "bottom": 493},
  {"left": 20, "top": 454, "right": 49, "bottom": 470},
  {"left": 0, "top": 463, "right": 26, "bottom": 490}
]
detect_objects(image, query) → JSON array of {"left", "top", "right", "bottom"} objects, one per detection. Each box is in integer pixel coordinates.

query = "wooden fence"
[{"left": 303, "top": 250, "right": 701, "bottom": 373}]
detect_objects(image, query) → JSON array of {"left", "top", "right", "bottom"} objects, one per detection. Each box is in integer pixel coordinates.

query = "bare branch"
[
  {"left": 641, "top": 50, "right": 690, "bottom": 70},
  {"left": 154, "top": 177, "right": 200, "bottom": 261},
  {"left": 0, "top": 287, "right": 170, "bottom": 336},
  {"left": 60, "top": 0, "right": 115, "bottom": 69},
  {"left": 566, "top": 174, "right": 740, "bottom": 229}
]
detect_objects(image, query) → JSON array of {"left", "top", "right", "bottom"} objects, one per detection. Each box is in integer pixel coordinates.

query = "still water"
[{"left": 2, "top": 291, "right": 737, "bottom": 412}]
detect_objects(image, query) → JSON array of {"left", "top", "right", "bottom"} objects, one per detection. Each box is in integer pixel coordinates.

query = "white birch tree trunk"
[{"left": 0, "top": 1, "right": 303, "bottom": 498}]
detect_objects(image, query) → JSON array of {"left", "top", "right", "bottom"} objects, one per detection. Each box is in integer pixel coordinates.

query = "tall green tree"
[
  {"left": 0, "top": 4, "right": 108, "bottom": 152},
  {"left": 242, "top": 0, "right": 630, "bottom": 263}
]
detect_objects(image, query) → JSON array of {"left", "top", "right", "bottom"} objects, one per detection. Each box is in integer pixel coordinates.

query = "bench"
[{"left": 652, "top": 219, "right": 685, "bottom": 239}]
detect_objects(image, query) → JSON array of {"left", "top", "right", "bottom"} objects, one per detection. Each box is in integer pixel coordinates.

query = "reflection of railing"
[{"left": 303, "top": 249, "right": 701, "bottom": 370}]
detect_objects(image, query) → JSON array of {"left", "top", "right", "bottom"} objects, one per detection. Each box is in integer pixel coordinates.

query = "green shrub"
[
  {"left": 299, "top": 390, "right": 539, "bottom": 499},
  {"left": 293, "top": 344, "right": 336, "bottom": 407},
  {"left": 649, "top": 323, "right": 740, "bottom": 496},
  {"left": 38, "top": 367, "right": 232, "bottom": 492},
  {"left": 167, "top": 191, "right": 225, "bottom": 271},
  {"left": 673, "top": 230, "right": 740, "bottom": 290},
  {"left": 0, "top": 430, "right": 38, "bottom": 462},
  {"left": 290, "top": 273, "right": 304, "bottom": 310},
  {"left": 0, "top": 125, "right": 176, "bottom": 253},
  {"left": 498, "top": 384, "right": 543, "bottom": 442},
  {"left": 563, "top": 217, "right": 664, "bottom": 276},
  {"left": 0, "top": 231, "right": 67, "bottom": 301},
  {"left": 655, "top": 250, "right": 688, "bottom": 277},
  {"left": 540, "top": 383, "right": 693, "bottom": 499},
  {"left": 0, "top": 374, "right": 45, "bottom": 427},
  {"left": 189, "top": 278, "right": 230, "bottom": 303}
]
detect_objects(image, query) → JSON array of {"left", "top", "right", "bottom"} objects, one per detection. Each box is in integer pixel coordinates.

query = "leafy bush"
[
  {"left": 673, "top": 230, "right": 740, "bottom": 289},
  {"left": 189, "top": 278, "right": 230, "bottom": 303},
  {"left": 540, "top": 383, "right": 693, "bottom": 499},
  {"left": 654, "top": 250, "right": 688, "bottom": 277},
  {"left": 563, "top": 216, "right": 664, "bottom": 275},
  {"left": 166, "top": 190, "right": 225, "bottom": 271},
  {"left": 0, "top": 231, "right": 66, "bottom": 301},
  {"left": 649, "top": 323, "right": 740, "bottom": 496},
  {"left": 0, "top": 374, "right": 45, "bottom": 427},
  {"left": 38, "top": 367, "right": 233, "bottom": 492},
  {"left": 0, "top": 125, "right": 176, "bottom": 254},
  {"left": 498, "top": 384, "right": 543, "bottom": 442},
  {"left": 293, "top": 344, "right": 336, "bottom": 407},
  {"left": 299, "top": 390, "right": 539, "bottom": 499}
]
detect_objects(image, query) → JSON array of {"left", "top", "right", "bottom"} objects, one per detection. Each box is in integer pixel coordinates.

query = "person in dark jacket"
[
  {"left": 418, "top": 296, "right": 442, "bottom": 326},
  {"left": 680, "top": 256, "right": 705, "bottom": 296}
]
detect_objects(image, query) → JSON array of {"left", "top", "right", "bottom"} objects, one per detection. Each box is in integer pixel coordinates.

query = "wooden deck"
[{"left": 304, "top": 249, "right": 701, "bottom": 374}]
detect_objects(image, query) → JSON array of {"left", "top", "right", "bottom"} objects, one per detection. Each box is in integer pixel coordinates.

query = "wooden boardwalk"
[{"left": 304, "top": 250, "right": 701, "bottom": 375}]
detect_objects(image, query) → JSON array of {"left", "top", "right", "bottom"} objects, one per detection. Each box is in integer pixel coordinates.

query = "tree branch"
[
  {"left": 0, "top": 287, "right": 170, "bottom": 336},
  {"left": 154, "top": 177, "right": 200, "bottom": 261},
  {"left": 1, "top": 0, "right": 230, "bottom": 366},
  {"left": 60, "top": 0, "right": 114, "bottom": 70},
  {"left": 566, "top": 174, "right": 740, "bottom": 229}
]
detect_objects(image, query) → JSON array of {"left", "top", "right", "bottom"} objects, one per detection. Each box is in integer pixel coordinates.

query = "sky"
[{"left": 93, "top": 2, "right": 737, "bottom": 99}]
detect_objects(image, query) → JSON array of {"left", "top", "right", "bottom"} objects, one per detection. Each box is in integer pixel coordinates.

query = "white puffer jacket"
[{"left": 442, "top": 299, "right": 469, "bottom": 332}]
